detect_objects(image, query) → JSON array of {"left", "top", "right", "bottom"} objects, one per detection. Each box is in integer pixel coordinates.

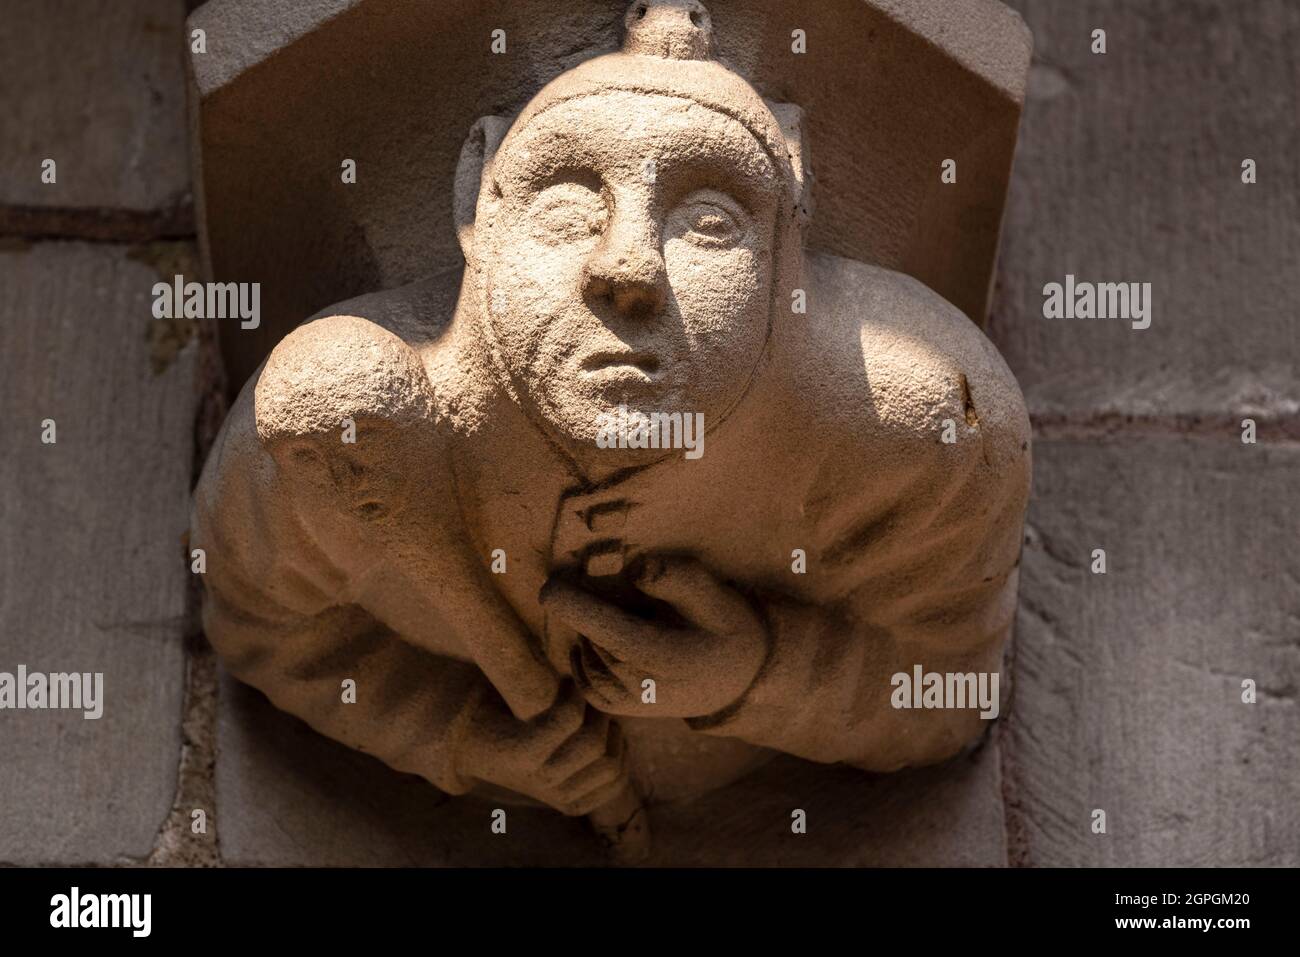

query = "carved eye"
[
  {"left": 530, "top": 183, "right": 607, "bottom": 243},
  {"left": 670, "top": 192, "right": 746, "bottom": 249}
]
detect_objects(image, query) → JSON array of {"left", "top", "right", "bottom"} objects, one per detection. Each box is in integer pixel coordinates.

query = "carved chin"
[{"left": 532, "top": 387, "right": 692, "bottom": 465}]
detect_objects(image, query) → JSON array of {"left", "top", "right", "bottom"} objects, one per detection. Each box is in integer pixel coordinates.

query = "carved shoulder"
[
  {"left": 798, "top": 252, "right": 1031, "bottom": 483},
  {"left": 251, "top": 312, "right": 436, "bottom": 445},
  {"left": 246, "top": 269, "right": 464, "bottom": 447},
  {"left": 784, "top": 253, "right": 1031, "bottom": 598}
]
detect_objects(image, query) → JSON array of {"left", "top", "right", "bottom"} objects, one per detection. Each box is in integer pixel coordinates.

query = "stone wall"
[
  {"left": 997, "top": 0, "right": 1300, "bottom": 866},
  {"left": 0, "top": 0, "right": 218, "bottom": 866},
  {"left": 0, "top": 0, "right": 1294, "bottom": 866}
]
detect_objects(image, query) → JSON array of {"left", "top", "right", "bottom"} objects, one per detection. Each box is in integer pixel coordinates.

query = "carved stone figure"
[{"left": 191, "top": 0, "right": 1031, "bottom": 858}]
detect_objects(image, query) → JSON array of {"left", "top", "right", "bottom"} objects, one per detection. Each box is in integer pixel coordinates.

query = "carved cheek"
[
  {"left": 488, "top": 219, "right": 584, "bottom": 321},
  {"left": 507, "top": 216, "right": 603, "bottom": 302},
  {"left": 663, "top": 240, "right": 768, "bottom": 330}
]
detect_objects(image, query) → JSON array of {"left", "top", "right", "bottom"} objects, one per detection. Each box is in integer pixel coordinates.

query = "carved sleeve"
[
  {"left": 190, "top": 399, "right": 489, "bottom": 796},
  {"left": 686, "top": 575, "right": 1015, "bottom": 772},
  {"left": 687, "top": 401, "right": 1031, "bottom": 772}
]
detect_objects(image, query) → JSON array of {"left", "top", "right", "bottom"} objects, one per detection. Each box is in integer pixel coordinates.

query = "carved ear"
[
  {"left": 454, "top": 115, "right": 512, "bottom": 261},
  {"left": 768, "top": 102, "right": 814, "bottom": 229}
]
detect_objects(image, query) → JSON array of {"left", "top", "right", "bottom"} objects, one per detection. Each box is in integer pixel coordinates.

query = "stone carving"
[{"left": 191, "top": 0, "right": 1031, "bottom": 859}]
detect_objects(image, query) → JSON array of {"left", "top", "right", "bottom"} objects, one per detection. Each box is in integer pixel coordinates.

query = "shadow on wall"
[{"left": 218, "top": 672, "right": 1009, "bottom": 866}]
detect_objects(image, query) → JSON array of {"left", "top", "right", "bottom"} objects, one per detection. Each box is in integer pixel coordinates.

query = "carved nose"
[{"left": 582, "top": 239, "right": 667, "bottom": 319}]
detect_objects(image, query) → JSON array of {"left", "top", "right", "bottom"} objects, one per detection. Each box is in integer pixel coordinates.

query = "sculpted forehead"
[{"left": 494, "top": 91, "right": 777, "bottom": 199}]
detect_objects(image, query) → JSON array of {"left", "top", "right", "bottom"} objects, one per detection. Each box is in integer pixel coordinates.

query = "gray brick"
[
  {"left": 993, "top": 0, "right": 1300, "bottom": 423},
  {"left": 0, "top": 1, "right": 191, "bottom": 226},
  {"left": 1004, "top": 437, "right": 1300, "bottom": 866},
  {"left": 0, "top": 241, "right": 197, "bottom": 863}
]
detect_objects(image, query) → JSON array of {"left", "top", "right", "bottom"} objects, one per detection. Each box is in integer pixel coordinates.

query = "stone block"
[
  {"left": 0, "top": 241, "right": 197, "bottom": 863},
  {"left": 993, "top": 0, "right": 1300, "bottom": 425},
  {"left": 0, "top": 1, "right": 192, "bottom": 236},
  {"left": 1003, "top": 437, "right": 1300, "bottom": 865}
]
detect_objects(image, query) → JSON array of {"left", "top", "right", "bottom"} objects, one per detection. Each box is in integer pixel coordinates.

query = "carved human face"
[{"left": 477, "top": 90, "right": 780, "bottom": 455}]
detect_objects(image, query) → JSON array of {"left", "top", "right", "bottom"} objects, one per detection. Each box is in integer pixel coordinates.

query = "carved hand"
[
  {"left": 455, "top": 682, "right": 629, "bottom": 816},
  {"left": 539, "top": 555, "right": 769, "bottom": 719}
]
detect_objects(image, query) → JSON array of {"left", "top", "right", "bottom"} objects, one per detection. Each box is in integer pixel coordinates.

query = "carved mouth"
[{"left": 580, "top": 350, "right": 662, "bottom": 381}]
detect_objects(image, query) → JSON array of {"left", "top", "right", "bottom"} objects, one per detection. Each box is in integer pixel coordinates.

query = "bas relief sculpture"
[{"left": 191, "top": 0, "right": 1032, "bottom": 858}]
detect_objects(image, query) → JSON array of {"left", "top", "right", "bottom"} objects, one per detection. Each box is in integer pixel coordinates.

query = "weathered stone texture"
[
  {"left": 993, "top": 0, "right": 1300, "bottom": 424},
  {"left": 0, "top": 242, "right": 198, "bottom": 863},
  {"left": 1004, "top": 438, "right": 1300, "bottom": 866},
  {"left": 0, "top": 0, "right": 192, "bottom": 230}
]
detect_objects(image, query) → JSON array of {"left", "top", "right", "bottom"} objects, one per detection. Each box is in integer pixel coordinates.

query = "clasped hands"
[
  {"left": 454, "top": 554, "right": 769, "bottom": 814},
  {"left": 540, "top": 553, "right": 769, "bottom": 719}
]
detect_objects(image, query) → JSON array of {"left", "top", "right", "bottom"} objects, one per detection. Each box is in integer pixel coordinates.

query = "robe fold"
[{"left": 190, "top": 251, "right": 1031, "bottom": 803}]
